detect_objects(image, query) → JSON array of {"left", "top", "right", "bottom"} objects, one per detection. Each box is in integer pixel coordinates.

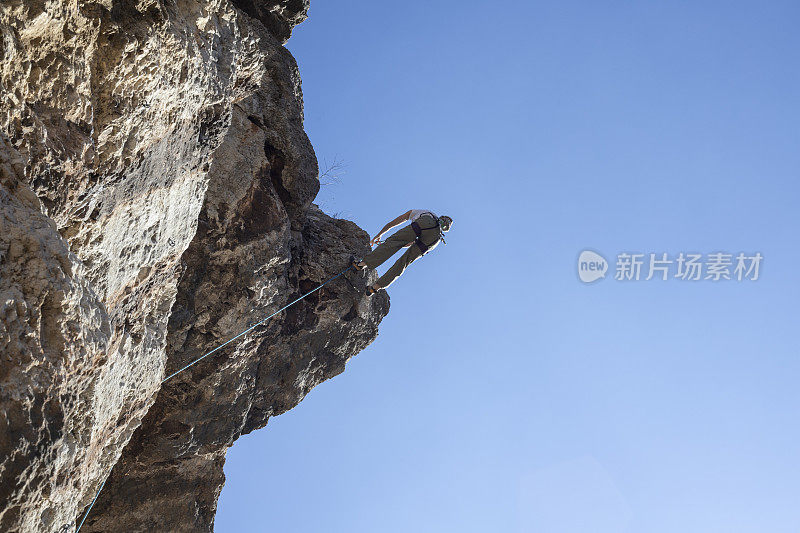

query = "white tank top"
[{"left": 409, "top": 209, "right": 437, "bottom": 222}]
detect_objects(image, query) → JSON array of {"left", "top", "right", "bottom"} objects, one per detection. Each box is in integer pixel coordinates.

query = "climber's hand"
[{"left": 371, "top": 235, "right": 383, "bottom": 246}]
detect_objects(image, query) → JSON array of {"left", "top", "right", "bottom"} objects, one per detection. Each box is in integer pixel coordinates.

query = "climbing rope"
[
  {"left": 74, "top": 265, "right": 353, "bottom": 532},
  {"left": 75, "top": 478, "right": 105, "bottom": 533},
  {"left": 162, "top": 266, "right": 352, "bottom": 383}
]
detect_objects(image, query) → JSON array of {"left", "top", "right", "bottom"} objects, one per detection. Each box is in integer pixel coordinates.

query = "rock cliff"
[{"left": 0, "top": 1, "right": 389, "bottom": 531}]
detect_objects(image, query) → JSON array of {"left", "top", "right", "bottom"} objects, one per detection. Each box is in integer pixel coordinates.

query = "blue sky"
[{"left": 217, "top": 2, "right": 800, "bottom": 532}]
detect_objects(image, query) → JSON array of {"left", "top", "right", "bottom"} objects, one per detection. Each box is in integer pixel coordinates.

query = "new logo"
[{"left": 578, "top": 250, "right": 608, "bottom": 283}]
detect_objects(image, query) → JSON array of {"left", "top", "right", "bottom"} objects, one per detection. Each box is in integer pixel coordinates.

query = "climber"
[{"left": 351, "top": 210, "right": 453, "bottom": 295}]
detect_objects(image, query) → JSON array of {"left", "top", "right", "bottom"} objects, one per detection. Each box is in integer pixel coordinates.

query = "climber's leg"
[
  {"left": 374, "top": 244, "right": 423, "bottom": 289},
  {"left": 362, "top": 225, "right": 416, "bottom": 269}
]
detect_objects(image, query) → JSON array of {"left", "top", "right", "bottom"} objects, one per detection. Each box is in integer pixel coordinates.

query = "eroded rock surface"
[{"left": 0, "top": 1, "right": 387, "bottom": 531}]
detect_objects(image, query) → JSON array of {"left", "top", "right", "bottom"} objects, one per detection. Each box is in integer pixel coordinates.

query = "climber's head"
[{"left": 439, "top": 215, "right": 453, "bottom": 232}]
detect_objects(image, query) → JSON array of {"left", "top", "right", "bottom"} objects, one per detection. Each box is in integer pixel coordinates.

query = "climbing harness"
[
  {"left": 411, "top": 214, "right": 446, "bottom": 255},
  {"left": 75, "top": 265, "right": 353, "bottom": 532}
]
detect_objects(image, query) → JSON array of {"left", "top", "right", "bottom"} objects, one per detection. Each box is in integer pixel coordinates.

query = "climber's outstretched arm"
[{"left": 371, "top": 210, "right": 412, "bottom": 246}]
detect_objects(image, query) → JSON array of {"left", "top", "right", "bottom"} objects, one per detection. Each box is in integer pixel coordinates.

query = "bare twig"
[{"left": 318, "top": 156, "right": 345, "bottom": 187}]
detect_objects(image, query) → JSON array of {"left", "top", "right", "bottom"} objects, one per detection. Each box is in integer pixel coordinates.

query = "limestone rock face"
[{"left": 0, "top": 1, "right": 388, "bottom": 531}]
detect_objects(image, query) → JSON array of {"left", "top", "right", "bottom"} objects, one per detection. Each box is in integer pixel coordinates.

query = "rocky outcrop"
[
  {"left": 229, "top": 0, "right": 309, "bottom": 43},
  {"left": 0, "top": 1, "right": 388, "bottom": 531}
]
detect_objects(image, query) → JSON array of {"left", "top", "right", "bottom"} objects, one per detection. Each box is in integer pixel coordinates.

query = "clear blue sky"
[{"left": 217, "top": 2, "right": 800, "bottom": 532}]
